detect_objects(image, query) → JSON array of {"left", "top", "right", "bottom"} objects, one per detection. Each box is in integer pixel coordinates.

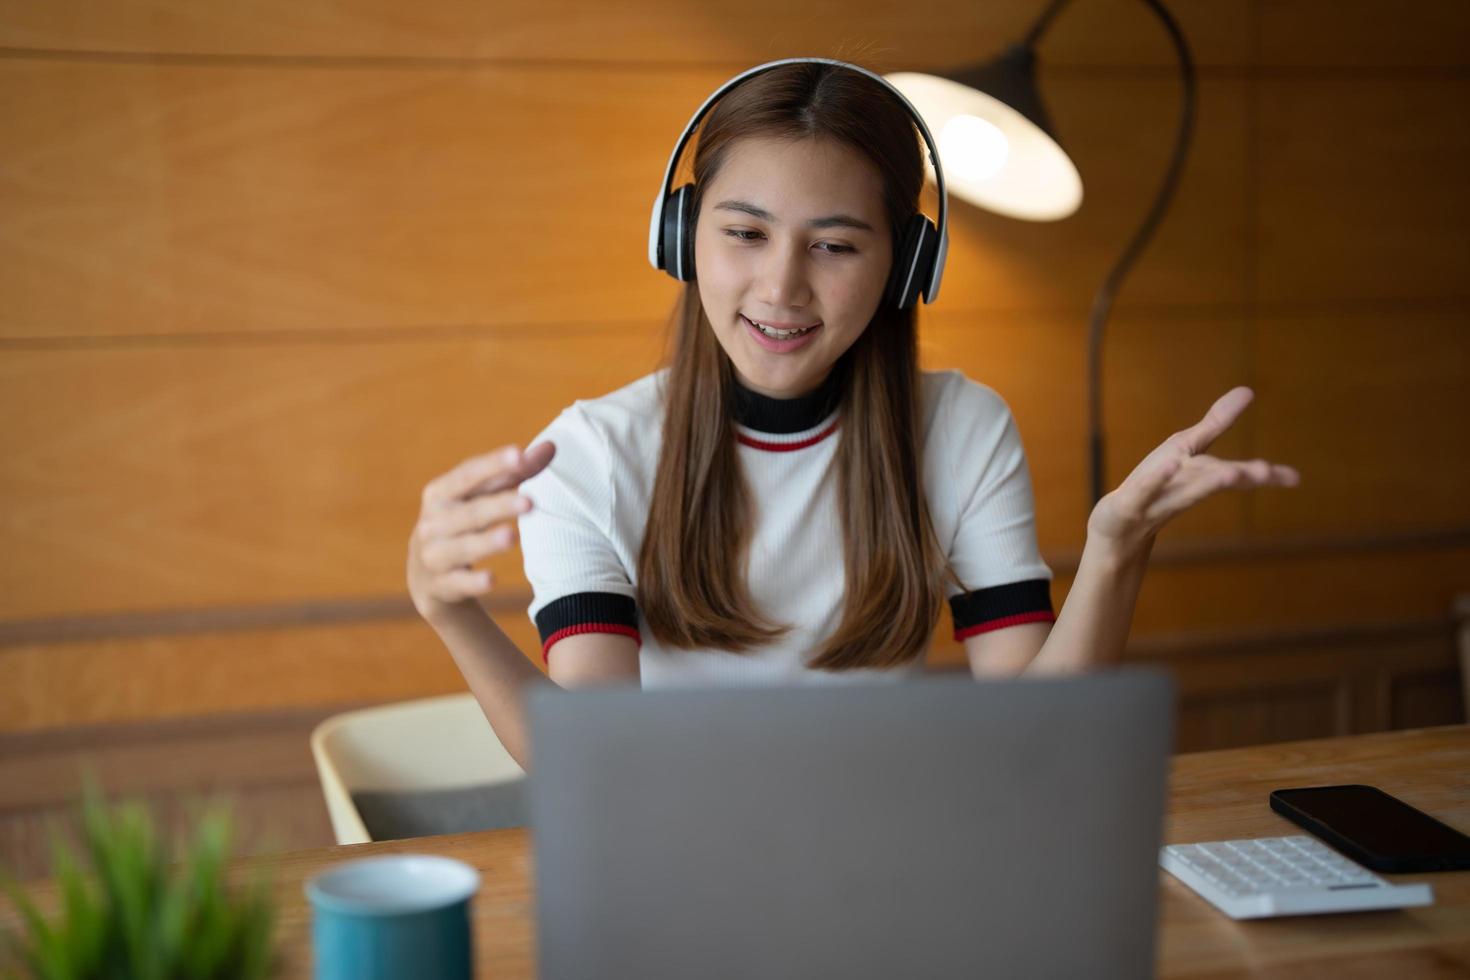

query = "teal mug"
[{"left": 305, "top": 854, "right": 480, "bottom": 980}]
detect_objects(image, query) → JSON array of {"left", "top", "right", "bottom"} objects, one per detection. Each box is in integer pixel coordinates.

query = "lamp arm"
[
  {"left": 1022, "top": 0, "right": 1072, "bottom": 48},
  {"left": 1085, "top": 0, "right": 1197, "bottom": 509}
]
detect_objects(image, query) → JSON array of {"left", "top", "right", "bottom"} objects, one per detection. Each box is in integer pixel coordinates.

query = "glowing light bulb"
[{"left": 938, "top": 115, "right": 1010, "bottom": 183}]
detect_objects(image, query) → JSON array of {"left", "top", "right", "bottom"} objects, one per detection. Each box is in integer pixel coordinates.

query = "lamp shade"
[{"left": 887, "top": 46, "right": 1083, "bottom": 221}]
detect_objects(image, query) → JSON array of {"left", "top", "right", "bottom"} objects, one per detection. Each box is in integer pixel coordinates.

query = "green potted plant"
[{"left": 1, "top": 776, "right": 277, "bottom": 979}]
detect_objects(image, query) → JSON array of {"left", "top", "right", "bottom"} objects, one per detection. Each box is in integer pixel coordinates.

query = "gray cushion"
[{"left": 351, "top": 780, "right": 528, "bottom": 841}]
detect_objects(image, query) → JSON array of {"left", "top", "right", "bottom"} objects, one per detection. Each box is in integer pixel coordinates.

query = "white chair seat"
[{"left": 310, "top": 692, "right": 524, "bottom": 845}]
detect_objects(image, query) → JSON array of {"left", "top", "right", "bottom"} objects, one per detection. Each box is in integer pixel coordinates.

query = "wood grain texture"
[
  {"left": 1259, "top": 1, "right": 1470, "bottom": 69},
  {"left": 1256, "top": 76, "right": 1470, "bottom": 304},
  {"left": 7, "top": 725, "right": 1466, "bottom": 977},
  {"left": 1125, "top": 542, "right": 1470, "bottom": 634},
  {"left": 0, "top": 705, "right": 342, "bottom": 880},
  {"left": 0, "top": 62, "right": 708, "bottom": 338},
  {"left": 13, "top": 1, "right": 1459, "bottom": 72},
  {"left": 0, "top": 0, "right": 1253, "bottom": 68},
  {"left": 0, "top": 782, "right": 334, "bottom": 883},
  {"left": 0, "top": 64, "right": 1250, "bottom": 339},
  {"left": 1251, "top": 309, "right": 1470, "bottom": 534},
  {"left": 1160, "top": 628, "right": 1462, "bottom": 749},
  {"left": 0, "top": 330, "right": 663, "bottom": 619},
  {"left": 0, "top": 614, "right": 544, "bottom": 733}
]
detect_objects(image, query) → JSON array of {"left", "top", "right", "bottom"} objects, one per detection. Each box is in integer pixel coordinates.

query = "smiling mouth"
[{"left": 741, "top": 314, "right": 822, "bottom": 340}]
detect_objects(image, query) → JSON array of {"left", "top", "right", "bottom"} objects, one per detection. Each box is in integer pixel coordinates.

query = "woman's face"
[{"left": 693, "top": 135, "right": 893, "bottom": 399}]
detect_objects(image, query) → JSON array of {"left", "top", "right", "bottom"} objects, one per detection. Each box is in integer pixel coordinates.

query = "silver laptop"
[{"left": 527, "top": 668, "right": 1175, "bottom": 979}]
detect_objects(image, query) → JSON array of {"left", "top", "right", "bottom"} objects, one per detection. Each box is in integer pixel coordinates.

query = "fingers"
[
  {"left": 1145, "top": 455, "right": 1300, "bottom": 521},
  {"left": 409, "top": 440, "right": 557, "bottom": 612},
  {"left": 421, "top": 488, "right": 532, "bottom": 541},
  {"left": 421, "top": 445, "right": 522, "bottom": 514},
  {"left": 463, "top": 440, "right": 557, "bottom": 498},
  {"left": 1179, "top": 386, "right": 1254, "bottom": 457},
  {"left": 415, "top": 481, "right": 536, "bottom": 574},
  {"left": 1208, "top": 458, "right": 1301, "bottom": 489},
  {"left": 421, "top": 441, "right": 558, "bottom": 514},
  {"left": 419, "top": 522, "right": 521, "bottom": 575},
  {"left": 408, "top": 515, "right": 517, "bottom": 610}
]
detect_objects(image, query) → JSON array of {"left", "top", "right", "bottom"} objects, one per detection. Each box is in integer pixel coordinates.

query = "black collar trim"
[{"left": 730, "top": 365, "right": 845, "bottom": 435}]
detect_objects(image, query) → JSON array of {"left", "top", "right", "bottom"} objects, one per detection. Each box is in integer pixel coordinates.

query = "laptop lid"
[{"left": 527, "top": 668, "right": 1175, "bottom": 979}]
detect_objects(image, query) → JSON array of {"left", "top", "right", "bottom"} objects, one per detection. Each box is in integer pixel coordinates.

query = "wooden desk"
[{"left": 5, "top": 725, "right": 1468, "bottom": 977}]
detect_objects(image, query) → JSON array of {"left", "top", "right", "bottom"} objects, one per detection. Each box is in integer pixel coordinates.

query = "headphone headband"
[{"left": 647, "top": 57, "right": 948, "bottom": 306}]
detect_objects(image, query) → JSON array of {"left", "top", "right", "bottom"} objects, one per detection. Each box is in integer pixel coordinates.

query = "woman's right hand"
[{"left": 407, "top": 441, "right": 556, "bottom": 625}]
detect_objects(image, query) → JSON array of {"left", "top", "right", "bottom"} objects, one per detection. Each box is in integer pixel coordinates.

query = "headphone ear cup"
[
  {"left": 660, "top": 184, "right": 697, "bottom": 282},
  {"left": 885, "top": 213, "right": 938, "bottom": 310},
  {"left": 911, "top": 216, "right": 939, "bottom": 305}
]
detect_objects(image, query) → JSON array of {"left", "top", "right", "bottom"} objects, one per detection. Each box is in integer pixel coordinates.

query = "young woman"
[{"left": 405, "top": 60, "right": 1298, "bottom": 771}]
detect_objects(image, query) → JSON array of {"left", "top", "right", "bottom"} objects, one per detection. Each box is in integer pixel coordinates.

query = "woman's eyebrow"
[{"left": 713, "top": 199, "right": 874, "bottom": 232}]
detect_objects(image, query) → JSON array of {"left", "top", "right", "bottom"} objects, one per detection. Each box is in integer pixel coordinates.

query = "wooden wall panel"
[
  {"left": 1175, "top": 682, "right": 1343, "bottom": 753},
  {"left": 0, "top": 707, "right": 342, "bottom": 879},
  {"left": 1259, "top": 2, "right": 1470, "bottom": 68},
  {"left": 1392, "top": 670, "right": 1465, "bottom": 731},
  {"left": 0, "top": 603, "right": 974, "bottom": 733},
  {"left": 0, "top": 62, "right": 718, "bottom": 337},
  {"left": 0, "top": 612, "right": 544, "bottom": 734},
  {"left": 0, "top": 65, "right": 1250, "bottom": 340},
  {"left": 1127, "top": 543, "right": 1470, "bottom": 635},
  {"left": 1257, "top": 77, "right": 1470, "bottom": 305},
  {"left": 1142, "top": 626, "right": 1462, "bottom": 751},
  {"left": 0, "top": 0, "right": 1253, "bottom": 68},
  {"left": 0, "top": 330, "right": 662, "bottom": 619},
  {"left": 1252, "top": 310, "right": 1470, "bottom": 535}
]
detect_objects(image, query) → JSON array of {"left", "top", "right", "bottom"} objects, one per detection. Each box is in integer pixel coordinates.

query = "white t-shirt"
[{"left": 517, "top": 365, "right": 1054, "bottom": 689}]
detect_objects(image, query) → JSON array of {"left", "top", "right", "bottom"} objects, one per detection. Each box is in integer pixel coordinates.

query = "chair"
[{"left": 310, "top": 692, "right": 526, "bottom": 845}]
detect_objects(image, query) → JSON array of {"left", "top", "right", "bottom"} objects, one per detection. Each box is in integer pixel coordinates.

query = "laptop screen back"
[{"left": 528, "top": 669, "right": 1174, "bottom": 979}]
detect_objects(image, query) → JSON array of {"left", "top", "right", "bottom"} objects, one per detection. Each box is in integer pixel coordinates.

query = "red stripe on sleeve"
[
  {"left": 953, "top": 610, "right": 1056, "bottom": 642},
  {"left": 542, "top": 623, "right": 643, "bottom": 662}
]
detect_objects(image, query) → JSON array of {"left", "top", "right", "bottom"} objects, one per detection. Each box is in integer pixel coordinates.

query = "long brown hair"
[{"left": 636, "top": 61, "right": 966, "bottom": 670}]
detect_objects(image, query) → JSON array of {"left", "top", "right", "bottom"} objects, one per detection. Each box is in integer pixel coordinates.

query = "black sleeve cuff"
[
  {"left": 534, "top": 592, "right": 642, "bottom": 662},
  {"left": 949, "top": 579, "right": 1055, "bottom": 641}
]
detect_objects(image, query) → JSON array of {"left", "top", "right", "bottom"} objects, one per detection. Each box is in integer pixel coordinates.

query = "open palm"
[{"left": 1088, "top": 386, "right": 1300, "bottom": 550}]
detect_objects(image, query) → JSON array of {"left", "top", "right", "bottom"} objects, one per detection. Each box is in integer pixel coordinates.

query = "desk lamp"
[{"left": 887, "top": 0, "right": 1196, "bottom": 510}]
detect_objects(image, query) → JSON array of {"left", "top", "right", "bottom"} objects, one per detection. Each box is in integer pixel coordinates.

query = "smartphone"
[{"left": 1269, "top": 784, "right": 1470, "bottom": 873}]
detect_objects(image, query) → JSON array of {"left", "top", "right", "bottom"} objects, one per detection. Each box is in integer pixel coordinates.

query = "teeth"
[{"left": 746, "top": 316, "right": 818, "bottom": 340}]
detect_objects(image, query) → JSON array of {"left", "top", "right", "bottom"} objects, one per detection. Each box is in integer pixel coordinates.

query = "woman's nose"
[{"left": 757, "top": 240, "right": 813, "bottom": 309}]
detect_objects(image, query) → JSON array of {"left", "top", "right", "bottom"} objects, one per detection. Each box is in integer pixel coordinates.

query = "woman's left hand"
[{"left": 1087, "top": 386, "right": 1300, "bottom": 555}]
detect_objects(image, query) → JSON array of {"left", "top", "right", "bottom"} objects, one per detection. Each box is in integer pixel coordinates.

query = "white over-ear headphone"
[{"left": 646, "top": 57, "right": 949, "bottom": 310}]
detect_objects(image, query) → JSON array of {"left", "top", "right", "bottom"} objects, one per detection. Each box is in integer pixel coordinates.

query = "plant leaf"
[
  {"left": 48, "top": 827, "right": 104, "bottom": 978},
  {"left": 4, "top": 774, "right": 280, "bottom": 980}
]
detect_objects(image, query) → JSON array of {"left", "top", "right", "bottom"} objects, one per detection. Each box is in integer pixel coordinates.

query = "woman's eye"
[{"left": 722, "top": 230, "right": 855, "bottom": 255}]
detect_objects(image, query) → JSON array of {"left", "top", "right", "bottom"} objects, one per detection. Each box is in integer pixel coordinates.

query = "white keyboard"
[{"left": 1160, "top": 835, "right": 1434, "bottom": 919}]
